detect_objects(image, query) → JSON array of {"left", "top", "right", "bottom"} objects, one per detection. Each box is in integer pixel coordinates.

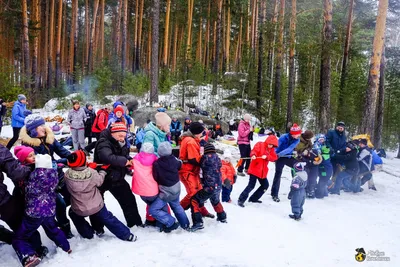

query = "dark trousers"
[
  {"left": 291, "top": 189, "right": 306, "bottom": 217},
  {"left": 141, "top": 196, "right": 175, "bottom": 228},
  {"left": 6, "top": 127, "right": 21, "bottom": 149},
  {"left": 0, "top": 195, "right": 42, "bottom": 250},
  {"left": 171, "top": 133, "right": 180, "bottom": 144},
  {"left": 239, "top": 175, "right": 269, "bottom": 202},
  {"left": 100, "top": 179, "right": 142, "bottom": 227},
  {"left": 271, "top": 157, "right": 297, "bottom": 197},
  {"left": 0, "top": 224, "right": 13, "bottom": 244},
  {"left": 85, "top": 132, "right": 101, "bottom": 152},
  {"left": 69, "top": 205, "right": 131, "bottom": 241},
  {"left": 315, "top": 164, "right": 333, "bottom": 199},
  {"left": 55, "top": 186, "right": 71, "bottom": 228},
  {"left": 237, "top": 144, "right": 251, "bottom": 172},
  {"left": 361, "top": 173, "right": 373, "bottom": 186},
  {"left": 221, "top": 186, "right": 233, "bottom": 202},
  {"left": 191, "top": 187, "right": 226, "bottom": 224},
  {"left": 12, "top": 215, "right": 70, "bottom": 260},
  {"left": 305, "top": 165, "right": 319, "bottom": 195}
]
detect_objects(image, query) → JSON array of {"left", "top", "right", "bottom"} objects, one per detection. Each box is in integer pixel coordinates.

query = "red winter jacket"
[
  {"left": 221, "top": 160, "right": 236, "bottom": 185},
  {"left": 248, "top": 135, "right": 278, "bottom": 179},
  {"left": 92, "top": 109, "right": 109, "bottom": 133}
]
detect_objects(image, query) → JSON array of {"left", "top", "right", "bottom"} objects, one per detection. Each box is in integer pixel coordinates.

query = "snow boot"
[
  {"left": 237, "top": 172, "right": 245, "bottom": 177},
  {"left": 127, "top": 233, "right": 138, "bottom": 242},
  {"left": 162, "top": 222, "right": 180, "bottom": 233},
  {"left": 289, "top": 214, "right": 301, "bottom": 221},
  {"left": 248, "top": 199, "right": 262, "bottom": 203},
  {"left": 306, "top": 192, "right": 315, "bottom": 199},
  {"left": 22, "top": 255, "right": 41, "bottom": 267},
  {"left": 36, "top": 246, "right": 49, "bottom": 260},
  {"left": 202, "top": 213, "right": 215, "bottom": 219},
  {"left": 216, "top": 211, "right": 227, "bottom": 223},
  {"left": 144, "top": 219, "right": 157, "bottom": 227},
  {"left": 237, "top": 200, "right": 245, "bottom": 207},
  {"left": 369, "top": 186, "right": 377, "bottom": 191},
  {"left": 272, "top": 196, "right": 280, "bottom": 202},
  {"left": 60, "top": 222, "right": 74, "bottom": 239},
  {"left": 189, "top": 223, "right": 204, "bottom": 232},
  {"left": 95, "top": 229, "right": 105, "bottom": 237}
]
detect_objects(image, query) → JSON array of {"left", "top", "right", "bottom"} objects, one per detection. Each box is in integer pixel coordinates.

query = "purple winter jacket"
[
  {"left": 25, "top": 168, "right": 58, "bottom": 218},
  {"left": 237, "top": 120, "right": 251, "bottom": 145}
]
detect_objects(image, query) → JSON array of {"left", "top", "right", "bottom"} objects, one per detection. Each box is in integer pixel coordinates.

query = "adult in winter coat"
[
  {"left": 179, "top": 122, "right": 213, "bottom": 218},
  {"left": 0, "top": 144, "right": 42, "bottom": 250},
  {"left": 7, "top": 94, "right": 29, "bottom": 150},
  {"left": 19, "top": 114, "right": 74, "bottom": 239},
  {"left": 67, "top": 100, "right": 87, "bottom": 151},
  {"left": 84, "top": 106, "right": 111, "bottom": 154},
  {"left": 84, "top": 103, "right": 96, "bottom": 144},
  {"left": 153, "top": 142, "right": 190, "bottom": 229},
  {"left": 0, "top": 99, "right": 7, "bottom": 135},
  {"left": 143, "top": 112, "right": 171, "bottom": 155},
  {"left": 65, "top": 151, "right": 136, "bottom": 242},
  {"left": 190, "top": 143, "right": 227, "bottom": 231},
  {"left": 238, "top": 135, "right": 278, "bottom": 207},
  {"left": 313, "top": 134, "right": 333, "bottom": 199},
  {"left": 94, "top": 123, "right": 142, "bottom": 228},
  {"left": 237, "top": 114, "right": 254, "bottom": 176},
  {"left": 270, "top": 124, "right": 301, "bottom": 202},
  {"left": 329, "top": 141, "right": 359, "bottom": 195},
  {"left": 170, "top": 115, "right": 182, "bottom": 144},
  {"left": 326, "top": 122, "right": 347, "bottom": 174}
]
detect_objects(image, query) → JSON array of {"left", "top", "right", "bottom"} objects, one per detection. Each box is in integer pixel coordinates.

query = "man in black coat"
[
  {"left": 94, "top": 123, "right": 142, "bottom": 228},
  {"left": 84, "top": 103, "right": 96, "bottom": 144},
  {"left": 326, "top": 121, "right": 347, "bottom": 173}
]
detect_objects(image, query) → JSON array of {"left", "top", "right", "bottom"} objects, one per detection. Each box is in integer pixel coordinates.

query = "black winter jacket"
[
  {"left": 153, "top": 155, "right": 182, "bottom": 186},
  {"left": 332, "top": 148, "right": 359, "bottom": 176}
]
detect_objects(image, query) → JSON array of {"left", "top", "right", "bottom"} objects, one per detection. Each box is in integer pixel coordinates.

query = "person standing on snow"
[
  {"left": 7, "top": 94, "right": 30, "bottom": 150},
  {"left": 237, "top": 114, "right": 254, "bottom": 176},
  {"left": 67, "top": 100, "right": 87, "bottom": 151},
  {"left": 326, "top": 122, "right": 347, "bottom": 174},
  {"left": 238, "top": 135, "right": 278, "bottom": 207},
  {"left": 270, "top": 124, "right": 301, "bottom": 202},
  {"left": 84, "top": 103, "right": 96, "bottom": 145},
  {"left": 289, "top": 162, "right": 308, "bottom": 221},
  {"left": 220, "top": 153, "right": 237, "bottom": 203},
  {"left": 313, "top": 134, "right": 333, "bottom": 199},
  {"left": 0, "top": 99, "right": 7, "bottom": 135}
]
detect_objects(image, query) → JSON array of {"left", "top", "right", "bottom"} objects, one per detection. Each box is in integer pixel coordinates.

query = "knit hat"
[
  {"left": 86, "top": 103, "right": 93, "bottom": 109},
  {"left": 155, "top": 112, "right": 171, "bottom": 127},
  {"left": 293, "top": 162, "right": 306, "bottom": 173},
  {"left": 24, "top": 114, "right": 46, "bottom": 137},
  {"left": 315, "top": 133, "right": 326, "bottom": 142},
  {"left": 18, "top": 94, "right": 26, "bottom": 101},
  {"left": 337, "top": 121, "right": 345, "bottom": 127},
  {"left": 172, "top": 115, "right": 178, "bottom": 120},
  {"left": 290, "top": 123, "right": 302, "bottom": 135},
  {"left": 67, "top": 150, "right": 87, "bottom": 168},
  {"left": 359, "top": 138, "right": 368, "bottom": 146},
  {"left": 141, "top": 142, "right": 154, "bottom": 154},
  {"left": 110, "top": 122, "right": 127, "bottom": 133},
  {"left": 14, "top": 146, "right": 34, "bottom": 163},
  {"left": 35, "top": 154, "right": 53, "bottom": 169},
  {"left": 189, "top": 122, "right": 204, "bottom": 135},
  {"left": 302, "top": 130, "right": 314, "bottom": 140},
  {"left": 114, "top": 105, "right": 125, "bottom": 115},
  {"left": 204, "top": 143, "right": 216, "bottom": 154},
  {"left": 113, "top": 101, "right": 125, "bottom": 109},
  {"left": 158, "top": 141, "right": 172, "bottom": 157}
]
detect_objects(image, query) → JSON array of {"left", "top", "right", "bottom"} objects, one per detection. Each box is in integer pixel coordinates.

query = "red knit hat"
[
  {"left": 290, "top": 123, "right": 302, "bottom": 135},
  {"left": 111, "top": 122, "right": 127, "bottom": 133},
  {"left": 67, "top": 150, "right": 87, "bottom": 168},
  {"left": 114, "top": 105, "right": 125, "bottom": 115}
]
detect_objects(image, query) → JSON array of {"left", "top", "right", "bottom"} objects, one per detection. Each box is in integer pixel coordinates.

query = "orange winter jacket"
[
  {"left": 248, "top": 135, "right": 279, "bottom": 179},
  {"left": 221, "top": 160, "right": 236, "bottom": 185},
  {"left": 179, "top": 133, "right": 202, "bottom": 176}
]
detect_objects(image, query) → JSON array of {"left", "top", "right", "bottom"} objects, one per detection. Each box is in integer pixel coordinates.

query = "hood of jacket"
[
  {"left": 66, "top": 167, "right": 93, "bottom": 181},
  {"left": 145, "top": 122, "right": 167, "bottom": 140},
  {"left": 20, "top": 125, "right": 55, "bottom": 147},
  {"left": 265, "top": 135, "right": 278, "bottom": 147},
  {"left": 134, "top": 152, "right": 158, "bottom": 166}
]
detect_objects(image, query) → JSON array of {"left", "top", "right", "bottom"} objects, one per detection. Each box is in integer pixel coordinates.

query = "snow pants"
[
  {"left": 291, "top": 188, "right": 306, "bottom": 217},
  {"left": 221, "top": 185, "right": 233, "bottom": 202},
  {"left": 165, "top": 197, "right": 189, "bottom": 228},
  {"left": 305, "top": 165, "right": 319, "bottom": 195},
  {"left": 69, "top": 205, "right": 131, "bottom": 241},
  {"left": 238, "top": 175, "right": 269, "bottom": 203},
  {"left": 179, "top": 172, "right": 210, "bottom": 216},
  {"left": 0, "top": 224, "right": 13, "bottom": 244},
  {"left": 271, "top": 157, "right": 297, "bottom": 197},
  {"left": 141, "top": 196, "right": 175, "bottom": 228},
  {"left": 330, "top": 170, "right": 353, "bottom": 194},
  {"left": 315, "top": 163, "right": 333, "bottom": 199},
  {"left": 237, "top": 144, "right": 251, "bottom": 173},
  {"left": 191, "top": 187, "right": 226, "bottom": 224},
  {"left": 12, "top": 215, "right": 69, "bottom": 261},
  {"left": 71, "top": 128, "right": 86, "bottom": 151}
]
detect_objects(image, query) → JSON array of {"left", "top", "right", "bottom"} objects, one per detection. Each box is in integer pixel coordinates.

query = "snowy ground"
[{"left": 0, "top": 125, "right": 399, "bottom": 267}]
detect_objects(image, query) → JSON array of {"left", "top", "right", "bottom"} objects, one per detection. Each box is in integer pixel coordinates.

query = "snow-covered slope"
[{"left": 0, "top": 130, "right": 399, "bottom": 267}]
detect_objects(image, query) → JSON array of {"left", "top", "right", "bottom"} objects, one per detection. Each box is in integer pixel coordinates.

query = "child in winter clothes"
[
  {"left": 238, "top": 135, "right": 278, "bottom": 207},
  {"left": 356, "top": 139, "right": 372, "bottom": 191},
  {"left": 313, "top": 134, "right": 333, "bottom": 199},
  {"left": 65, "top": 150, "right": 137, "bottom": 242},
  {"left": 131, "top": 143, "right": 179, "bottom": 232},
  {"left": 12, "top": 154, "right": 70, "bottom": 267},
  {"left": 152, "top": 142, "right": 190, "bottom": 229},
  {"left": 67, "top": 100, "right": 87, "bottom": 151},
  {"left": 220, "top": 153, "right": 237, "bottom": 203},
  {"left": 289, "top": 162, "right": 308, "bottom": 221},
  {"left": 190, "top": 143, "right": 227, "bottom": 231}
]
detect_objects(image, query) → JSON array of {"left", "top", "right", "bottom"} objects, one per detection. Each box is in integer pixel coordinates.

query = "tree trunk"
[
  {"left": 121, "top": 0, "right": 128, "bottom": 71},
  {"left": 22, "top": 0, "right": 31, "bottom": 92},
  {"left": 397, "top": 134, "right": 400, "bottom": 158},
  {"left": 186, "top": 0, "right": 194, "bottom": 62},
  {"left": 319, "top": 0, "right": 333, "bottom": 133},
  {"left": 256, "top": 0, "right": 266, "bottom": 111},
  {"left": 115, "top": 0, "right": 122, "bottom": 57},
  {"left": 286, "top": 0, "right": 297, "bottom": 131},
  {"left": 132, "top": 0, "right": 139, "bottom": 72},
  {"left": 235, "top": 14, "right": 243, "bottom": 71},
  {"left": 48, "top": 0, "right": 55, "bottom": 90},
  {"left": 360, "top": 0, "right": 389, "bottom": 137},
  {"left": 31, "top": 0, "right": 40, "bottom": 103},
  {"left": 163, "top": 0, "right": 171, "bottom": 67},
  {"left": 268, "top": 0, "right": 279, "bottom": 109},
  {"left": 196, "top": 16, "right": 203, "bottom": 64},
  {"left": 273, "top": 0, "right": 285, "bottom": 114},
  {"left": 374, "top": 45, "right": 385, "bottom": 149},
  {"left": 43, "top": 0, "right": 49, "bottom": 89},
  {"left": 203, "top": 0, "right": 211, "bottom": 69},
  {"left": 150, "top": 0, "right": 160, "bottom": 104},
  {"left": 134, "top": 0, "right": 144, "bottom": 73},
  {"left": 55, "top": 0, "right": 63, "bottom": 88},
  {"left": 100, "top": 0, "right": 105, "bottom": 61},
  {"left": 225, "top": 0, "right": 231, "bottom": 71},
  {"left": 85, "top": 0, "right": 89, "bottom": 73},
  {"left": 172, "top": 21, "right": 178, "bottom": 72},
  {"left": 88, "top": 0, "right": 100, "bottom": 74},
  {"left": 337, "top": 0, "right": 354, "bottom": 121},
  {"left": 212, "top": 0, "right": 223, "bottom": 95}
]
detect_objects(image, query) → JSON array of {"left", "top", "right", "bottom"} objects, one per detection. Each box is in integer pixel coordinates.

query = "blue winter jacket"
[
  {"left": 11, "top": 100, "right": 27, "bottom": 128},
  {"left": 275, "top": 133, "right": 300, "bottom": 157},
  {"left": 326, "top": 129, "right": 347, "bottom": 153},
  {"left": 200, "top": 153, "right": 222, "bottom": 189},
  {"left": 170, "top": 120, "right": 182, "bottom": 134}
]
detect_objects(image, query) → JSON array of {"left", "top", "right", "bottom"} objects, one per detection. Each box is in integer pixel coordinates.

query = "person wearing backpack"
[{"left": 84, "top": 106, "right": 111, "bottom": 154}]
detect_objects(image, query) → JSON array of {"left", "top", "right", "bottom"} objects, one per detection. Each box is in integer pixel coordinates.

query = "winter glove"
[
  {"left": 292, "top": 151, "right": 298, "bottom": 158},
  {"left": 23, "top": 110, "right": 32, "bottom": 116},
  {"left": 87, "top": 162, "right": 98, "bottom": 169},
  {"left": 313, "top": 155, "right": 323, "bottom": 165},
  {"left": 223, "top": 179, "right": 232, "bottom": 190}
]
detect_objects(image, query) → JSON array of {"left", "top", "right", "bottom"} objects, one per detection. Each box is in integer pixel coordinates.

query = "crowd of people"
[{"left": 0, "top": 95, "right": 383, "bottom": 267}]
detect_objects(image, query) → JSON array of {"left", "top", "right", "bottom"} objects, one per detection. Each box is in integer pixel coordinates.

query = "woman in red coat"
[{"left": 238, "top": 135, "right": 278, "bottom": 207}]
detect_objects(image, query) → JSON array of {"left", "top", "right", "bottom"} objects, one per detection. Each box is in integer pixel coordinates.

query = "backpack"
[{"left": 92, "top": 109, "right": 108, "bottom": 131}]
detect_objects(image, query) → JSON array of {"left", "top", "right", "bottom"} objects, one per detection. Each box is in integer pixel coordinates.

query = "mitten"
[
  {"left": 87, "top": 162, "right": 97, "bottom": 169},
  {"left": 223, "top": 179, "right": 232, "bottom": 190},
  {"left": 101, "top": 164, "right": 111, "bottom": 170}
]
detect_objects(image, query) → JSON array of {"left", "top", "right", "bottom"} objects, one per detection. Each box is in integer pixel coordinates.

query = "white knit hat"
[
  {"left": 35, "top": 154, "right": 53, "bottom": 169},
  {"left": 141, "top": 142, "right": 155, "bottom": 154}
]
